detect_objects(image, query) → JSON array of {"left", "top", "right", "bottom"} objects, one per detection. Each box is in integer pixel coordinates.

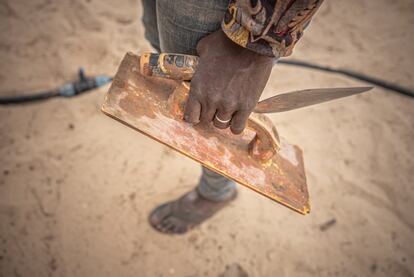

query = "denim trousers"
[{"left": 141, "top": 0, "right": 236, "bottom": 201}]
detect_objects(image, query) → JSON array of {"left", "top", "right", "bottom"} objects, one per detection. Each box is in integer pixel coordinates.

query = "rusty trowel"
[{"left": 101, "top": 52, "right": 371, "bottom": 215}]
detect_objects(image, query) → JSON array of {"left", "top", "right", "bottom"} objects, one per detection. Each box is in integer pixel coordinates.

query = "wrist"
[{"left": 216, "top": 29, "right": 274, "bottom": 66}]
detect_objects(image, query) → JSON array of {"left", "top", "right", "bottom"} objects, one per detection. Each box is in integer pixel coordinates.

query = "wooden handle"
[
  {"left": 167, "top": 82, "right": 280, "bottom": 162},
  {"left": 140, "top": 53, "right": 198, "bottom": 81},
  {"left": 246, "top": 113, "right": 280, "bottom": 162}
]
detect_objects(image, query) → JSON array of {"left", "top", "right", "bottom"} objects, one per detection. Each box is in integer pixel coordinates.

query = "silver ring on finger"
[{"left": 214, "top": 114, "right": 232, "bottom": 124}]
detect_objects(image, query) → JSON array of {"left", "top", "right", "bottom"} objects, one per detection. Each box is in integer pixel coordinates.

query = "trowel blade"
[{"left": 254, "top": 87, "right": 373, "bottom": 113}]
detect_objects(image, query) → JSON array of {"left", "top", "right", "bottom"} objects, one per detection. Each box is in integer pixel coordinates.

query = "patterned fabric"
[{"left": 222, "top": 0, "right": 324, "bottom": 58}]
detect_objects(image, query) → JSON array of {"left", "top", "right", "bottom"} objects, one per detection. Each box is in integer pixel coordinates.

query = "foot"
[{"left": 149, "top": 188, "right": 237, "bottom": 234}]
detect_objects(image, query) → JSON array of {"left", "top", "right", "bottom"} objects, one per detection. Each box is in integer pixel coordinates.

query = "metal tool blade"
[{"left": 254, "top": 87, "right": 373, "bottom": 113}]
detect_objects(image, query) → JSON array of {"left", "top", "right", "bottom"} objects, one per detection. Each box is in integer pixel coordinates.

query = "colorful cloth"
[{"left": 222, "top": 0, "right": 324, "bottom": 57}]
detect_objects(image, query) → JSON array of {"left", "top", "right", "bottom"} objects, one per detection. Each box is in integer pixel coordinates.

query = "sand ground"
[{"left": 0, "top": 0, "right": 413, "bottom": 276}]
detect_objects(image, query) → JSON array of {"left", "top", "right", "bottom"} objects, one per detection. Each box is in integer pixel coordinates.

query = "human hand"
[{"left": 184, "top": 29, "right": 273, "bottom": 134}]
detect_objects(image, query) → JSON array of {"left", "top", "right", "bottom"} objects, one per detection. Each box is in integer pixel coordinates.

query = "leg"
[
  {"left": 197, "top": 167, "right": 237, "bottom": 202},
  {"left": 156, "top": 0, "right": 228, "bottom": 55},
  {"left": 141, "top": 0, "right": 160, "bottom": 52},
  {"left": 144, "top": 0, "right": 237, "bottom": 234}
]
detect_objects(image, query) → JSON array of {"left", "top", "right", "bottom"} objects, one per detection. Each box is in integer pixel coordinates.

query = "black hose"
[
  {"left": 0, "top": 69, "right": 112, "bottom": 105},
  {"left": 278, "top": 59, "right": 414, "bottom": 98},
  {"left": 0, "top": 90, "right": 58, "bottom": 105},
  {"left": 0, "top": 60, "right": 413, "bottom": 105}
]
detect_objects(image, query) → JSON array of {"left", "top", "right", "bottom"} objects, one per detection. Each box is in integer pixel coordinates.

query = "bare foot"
[{"left": 148, "top": 188, "right": 237, "bottom": 234}]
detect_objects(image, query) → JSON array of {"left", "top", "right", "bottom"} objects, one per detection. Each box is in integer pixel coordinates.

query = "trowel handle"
[
  {"left": 246, "top": 113, "right": 280, "bottom": 162},
  {"left": 140, "top": 53, "right": 198, "bottom": 81},
  {"left": 168, "top": 82, "right": 280, "bottom": 163}
]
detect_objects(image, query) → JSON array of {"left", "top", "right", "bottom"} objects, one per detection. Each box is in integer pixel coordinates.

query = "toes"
[
  {"left": 159, "top": 218, "right": 175, "bottom": 233},
  {"left": 154, "top": 216, "right": 191, "bottom": 234},
  {"left": 148, "top": 203, "right": 172, "bottom": 227},
  {"left": 149, "top": 202, "right": 190, "bottom": 234},
  {"left": 166, "top": 217, "right": 190, "bottom": 234}
]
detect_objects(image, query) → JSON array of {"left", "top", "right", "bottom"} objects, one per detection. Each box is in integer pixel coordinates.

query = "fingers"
[
  {"left": 199, "top": 101, "right": 217, "bottom": 123},
  {"left": 184, "top": 84, "right": 252, "bottom": 135},
  {"left": 185, "top": 94, "right": 252, "bottom": 135},
  {"left": 184, "top": 93, "right": 201, "bottom": 124},
  {"left": 213, "top": 109, "right": 234, "bottom": 129},
  {"left": 230, "top": 109, "right": 251, "bottom": 134}
]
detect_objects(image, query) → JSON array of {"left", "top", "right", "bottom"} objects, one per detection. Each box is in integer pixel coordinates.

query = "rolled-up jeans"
[{"left": 142, "top": 0, "right": 236, "bottom": 202}]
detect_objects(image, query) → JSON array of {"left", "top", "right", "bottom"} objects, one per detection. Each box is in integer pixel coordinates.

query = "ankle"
[{"left": 196, "top": 184, "right": 237, "bottom": 203}]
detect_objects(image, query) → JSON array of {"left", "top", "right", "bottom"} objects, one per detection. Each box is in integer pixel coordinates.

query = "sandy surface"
[{"left": 0, "top": 0, "right": 413, "bottom": 276}]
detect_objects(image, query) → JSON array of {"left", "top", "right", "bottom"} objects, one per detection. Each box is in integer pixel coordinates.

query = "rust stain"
[
  {"left": 101, "top": 52, "right": 311, "bottom": 215},
  {"left": 119, "top": 91, "right": 155, "bottom": 119}
]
